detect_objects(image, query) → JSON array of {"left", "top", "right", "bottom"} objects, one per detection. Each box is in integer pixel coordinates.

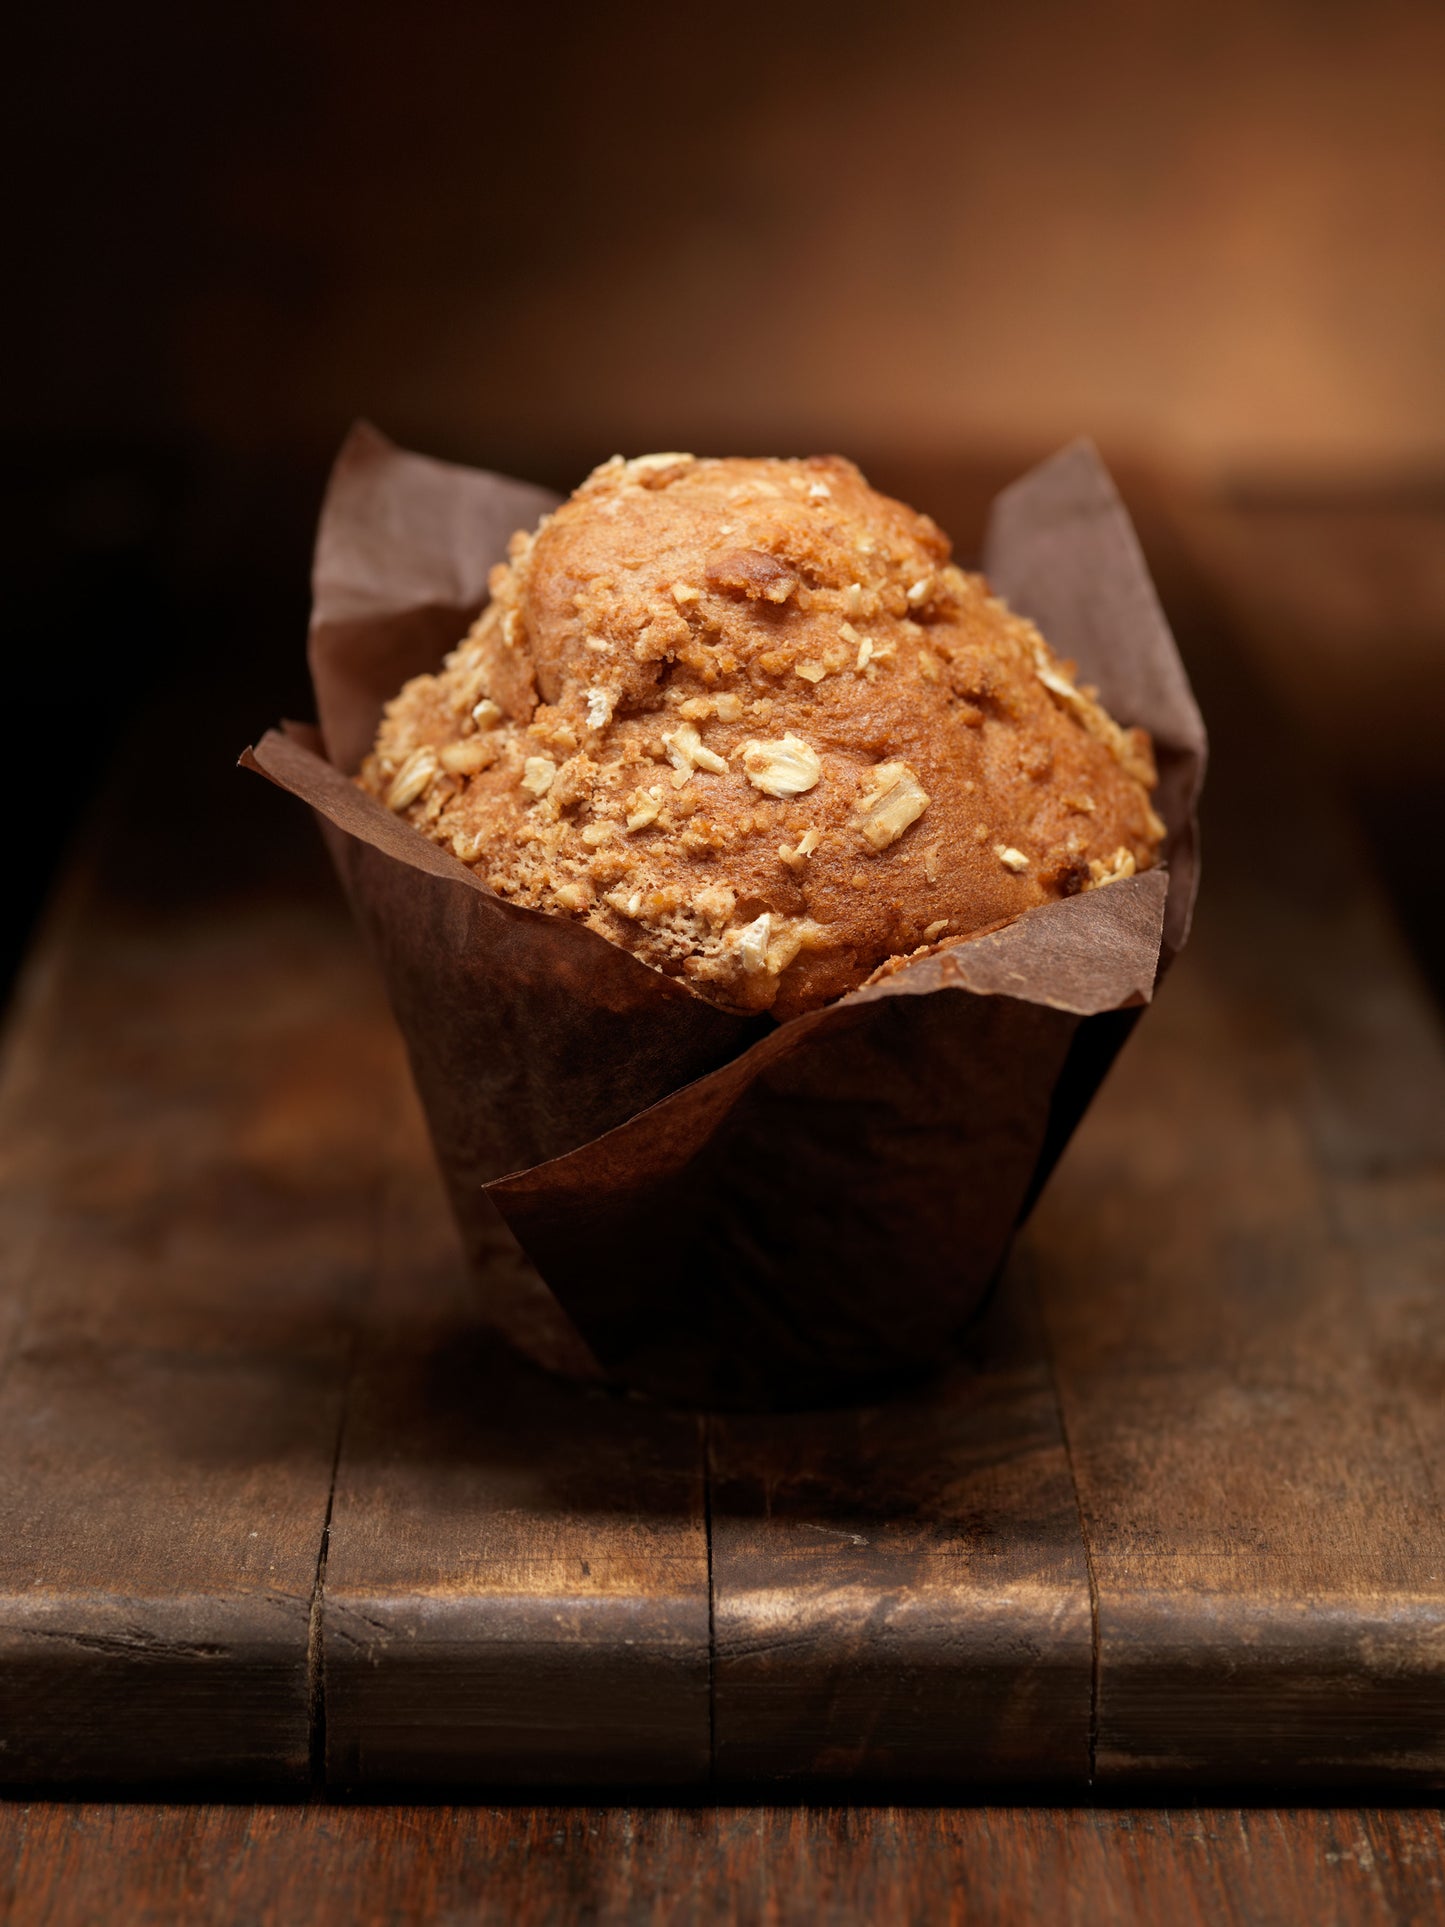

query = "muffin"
[{"left": 358, "top": 452, "right": 1165, "bottom": 1020}]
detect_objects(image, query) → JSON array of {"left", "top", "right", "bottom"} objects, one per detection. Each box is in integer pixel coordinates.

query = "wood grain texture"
[
  {"left": 320, "top": 1122, "right": 711, "bottom": 1791},
  {"left": 3, "top": 1801, "right": 1444, "bottom": 1926},
  {"left": 709, "top": 1270, "right": 1093, "bottom": 1785},
  {"left": 1029, "top": 637, "right": 1445, "bottom": 1789},
  {"left": 4, "top": 503, "right": 1445, "bottom": 1794},
  {"left": 0, "top": 722, "right": 406, "bottom": 1789}
]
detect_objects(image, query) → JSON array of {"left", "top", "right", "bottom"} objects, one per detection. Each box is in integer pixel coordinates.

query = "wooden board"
[
  {"left": 6, "top": 1801, "right": 1445, "bottom": 1927},
  {"left": 320, "top": 1137, "right": 712, "bottom": 1791},
  {"left": 0, "top": 630, "right": 1442, "bottom": 1790},
  {"left": 1029, "top": 643, "right": 1445, "bottom": 1789},
  {"left": 709, "top": 1272, "right": 1093, "bottom": 1785},
  {"left": 0, "top": 829, "right": 387, "bottom": 1787}
]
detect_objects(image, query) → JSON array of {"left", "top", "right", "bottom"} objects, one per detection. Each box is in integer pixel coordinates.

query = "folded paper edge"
[
  {"left": 984, "top": 436, "right": 1207, "bottom": 960},
  {"left": 241, "top": 727, "right": 1165, "bottom": 1033},
  {"left": 310, "top": 418, "right": 563, "bottom": 629},
  {"left": 240, "top": 430, "right": 1203, "bottom": 1392},
  {"left": 242, "top": 726, "right": 732, "bottom": 1017}
]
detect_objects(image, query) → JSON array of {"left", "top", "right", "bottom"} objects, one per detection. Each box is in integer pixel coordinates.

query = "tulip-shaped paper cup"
[{"left": 244, "top": 426, "right": 1206, "bottom": 1408}]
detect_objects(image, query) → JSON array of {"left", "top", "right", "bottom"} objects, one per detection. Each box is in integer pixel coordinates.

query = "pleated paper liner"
[{"left": 244, "top": 427, "right": 1205, "bottom": 1407}]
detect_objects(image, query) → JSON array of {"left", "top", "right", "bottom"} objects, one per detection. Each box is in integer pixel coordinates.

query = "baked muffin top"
[{"left": 358, "top": 452, "right": 1165, "bottom": 1019}]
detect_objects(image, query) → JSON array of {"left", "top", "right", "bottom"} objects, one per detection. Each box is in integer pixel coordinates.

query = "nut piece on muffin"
[{"left": 358, "top": 453, "right": 1166, "bottom": 1020}]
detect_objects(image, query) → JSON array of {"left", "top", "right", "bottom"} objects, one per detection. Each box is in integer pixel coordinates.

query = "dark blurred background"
[{"left": 7, "top": 0, "right": 1444, "bottom": 1001}]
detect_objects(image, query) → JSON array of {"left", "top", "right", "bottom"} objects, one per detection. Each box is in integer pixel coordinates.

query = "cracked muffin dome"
[{"left": 358, "top": 452, "right": 1166, "bottom": 1021}]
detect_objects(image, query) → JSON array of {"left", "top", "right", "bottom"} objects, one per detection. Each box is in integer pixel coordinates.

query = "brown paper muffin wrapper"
[{"left": 243, "top": 425, "right": 1206, "bottom": 1407}]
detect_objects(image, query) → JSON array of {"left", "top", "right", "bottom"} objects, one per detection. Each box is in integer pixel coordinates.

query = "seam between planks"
[
  {"left": 1034, "top": 1260, "right": 1101, "bottom": 1791},
  {"left": 306, "top": 1185, "right": 377, "bottom": 1793},
  {"left": 306, "top": 1384, "right": 347, "bottom": 1791}
]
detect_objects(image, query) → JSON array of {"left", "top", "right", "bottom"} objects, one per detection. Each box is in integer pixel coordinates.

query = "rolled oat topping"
[{"left": 359, "top": 453, "right": 1164, "bottom": 1018}]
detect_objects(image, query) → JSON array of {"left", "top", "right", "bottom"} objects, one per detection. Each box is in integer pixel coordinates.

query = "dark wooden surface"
[
  {"left": 0, "top": 866, "right": 374, "bottom": 1788},
  {"left": 322, "top": 1145, "right": 711, "bottom": 1792},
  {"left": 1, "top": 603, "right": 1444, "bottom": 1799},
  {"left": 2, "top": 1801, "right": 1444, "bottom": 1925},
  {"left": 0, "top": 507, "right": 1444, "bottom": 1927},
  {"left": 709, "top": 1282, "right": 1093, "bottom": 1786},
  {"left": 1031, "top": 645, "right": 1445, "bottom": 1788}
]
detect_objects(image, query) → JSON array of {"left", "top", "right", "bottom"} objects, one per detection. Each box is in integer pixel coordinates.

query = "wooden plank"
[
  {"left": 709, "top": 1268, "right": 1093, "bottom": 1785},
  {"left": 3, "top": 541, "right": 1443, "bottom": 1793},
  {"left": 1030, "top": 643, "right": 1445, "bottom": 1787},
  {"left": 319, "top": 1114, "right": 712, "bottom": 1791},
  {"left": 0, "top": 748, "right": 399, "bottom": 1788},
  {"left": 5, "top": 1801, "right": 1445, "bottom": 1927}
]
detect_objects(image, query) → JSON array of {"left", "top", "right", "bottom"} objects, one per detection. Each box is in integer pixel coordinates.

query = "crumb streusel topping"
[{"left": 359, "top": 453, "right": 1164, "bottom": 1019}]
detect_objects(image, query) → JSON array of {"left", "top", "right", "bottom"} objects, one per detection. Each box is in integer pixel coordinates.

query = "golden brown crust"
[{"left": 359, "top": 453, "right": 1165, "bottom": 1020}]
